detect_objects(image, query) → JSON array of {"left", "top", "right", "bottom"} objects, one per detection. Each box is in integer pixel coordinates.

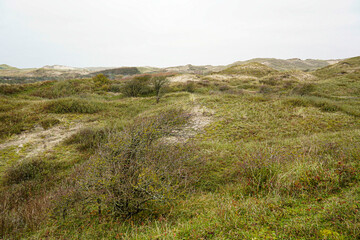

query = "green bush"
[
  {"left": 65, "top": 127, "right": 108, "bottom": 151},
  {"left": 80, "top": 109, "right": 194, "bottom": 218},
  {"left": 31, "top": 79, "right": 94, "bottom": 99},
  {"left": 258, "top": 85, "right": 273, "bottom": 94},
  {"left": 236, "top": 156, "right": 279, "bottom": 196},
  {"left": 291, "top": 83, "right": 315, "bottom": 96},
  {"left": 3, "top": 159, "right": 52, "bottom": 185},
  {"left": 184, "top": 81, "right": 196, "bottom": 93},
  {"left": 44, "top": 98, "right": 103, "bottom": 114},
  {"left": 40, "top": 117, "right": 61, "bottom": 130},
  {"left": 0, "top": 84, "right": 25, "bottom": 95},
  {"left": 121, "top": 75, "right": 152, "bottom": 97},
  {"left": 92, "top": 74, "right": 110, "bottom": 86},
  {"left": 109, "top": 84, "right": 122, "bottom": 93},
  {"left": 0, "top": 111, "right": 40, "bottom": 138},
  {"left": 284, "top": 96, "right": 341, "bottom": 112}
]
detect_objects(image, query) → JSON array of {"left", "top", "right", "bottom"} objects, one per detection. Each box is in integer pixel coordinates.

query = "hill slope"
[
  {"left": 1, "top": 56, "right": 360, "bottom": 239},
  {"left": 313, "top": 56, "right": 360, "bottom": 79},
  {"left": 230, "top": 58, "right": 337, "bottom": 71},
  {"left": 0, "top": 64, "right": 17, "bottom": 70},
  {"left": 219, "top": 62, "right": 278, "bottom": 77}
]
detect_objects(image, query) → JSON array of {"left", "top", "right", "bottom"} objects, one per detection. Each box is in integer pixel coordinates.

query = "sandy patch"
[
  {"left": 168, "top": 74, "right": 200, "bottom": 83},
  {"left": 162, "top": 105, "right": 213, "bottom": 144},
  {"left": 0, "top": 122, "right": 86, "bottom": 159}
]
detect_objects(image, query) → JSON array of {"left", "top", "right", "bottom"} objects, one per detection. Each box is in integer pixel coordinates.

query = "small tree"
[
  {"left": 93, "top": 74, "right": 110, "bottom": 86},
  {"left": 152, "top": 76, "right": 168, "bottom": 103},
  {"left": 121, "top": 75, "right": 151, "bottom": 97}
]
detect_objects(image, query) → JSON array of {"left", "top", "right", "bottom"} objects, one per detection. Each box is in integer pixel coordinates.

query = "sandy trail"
[
  {"left": 162, "top": 104, "right": 213, "bottom": 144},
  {"left": 0, "top": 123, "right": 85, "bottom": 159}
]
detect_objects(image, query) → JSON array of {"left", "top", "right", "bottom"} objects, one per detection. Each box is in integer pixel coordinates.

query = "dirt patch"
[
  {"left": 0, "top": 122, "right": 86, "bottom": 159},
  {"left": 206, "top": 74, "right": 257, "bottom": 81},
  {"left": 162, "top": 105, "right": 213, "bottom": 144},
  {"left": 168, "top": 74, "right": 201, "bottom": 83}
]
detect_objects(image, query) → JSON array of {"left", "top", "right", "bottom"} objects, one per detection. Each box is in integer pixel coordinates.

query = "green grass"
[
  {"left": 1, "top": 60, "right": 360, "bottom": 239},
  {"left": 43, "top": 98, "right": 105, "bottom": 114},
  {"left": 219, "top": 62, "right": 278, "bottom": 77}
]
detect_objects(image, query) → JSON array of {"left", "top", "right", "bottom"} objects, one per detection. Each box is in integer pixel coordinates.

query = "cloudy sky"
[{"left": 1, "top": 0, "right": 359, "bottom": 68}]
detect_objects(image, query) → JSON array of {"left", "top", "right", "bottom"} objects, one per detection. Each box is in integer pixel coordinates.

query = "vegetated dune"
[
  {"left": 230, "top": 58, "right": 339, "bottom": 71},
  {"left": 1, "top": 56, "right": 360, "bottom": 239},
  {"left": 0, "top": 58, "right": 340, "bottom": 84},
  {"left": 313, "top": 56, "right": 360, "bottom": 78},
  {"left": 218, "top": 62, "right": 278, "bottom": 77}
]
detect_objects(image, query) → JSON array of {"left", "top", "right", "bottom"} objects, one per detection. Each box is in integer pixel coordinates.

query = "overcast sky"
[{"left": 1, "top": 0, "right": 359, "bottom": 68}]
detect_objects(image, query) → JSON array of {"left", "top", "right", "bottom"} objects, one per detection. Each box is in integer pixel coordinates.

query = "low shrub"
[
  {"left": 65, "top": 127, "right": 108, "bottom": 151},
  {"left": 0, "top": 156, "right": 64, "bottom": 238},
  {"left": 291, "top": 83, "right": 315, "bottom": 96},
  {"left": 0, "top": 84, "right": 25, "bottom": 95},
  {"left": 92, "top": 74, "right": 110, "bottom": 87},
  {"left": 258, "top": 85, "right": 273, "bottom": 94},
  {"left": 40, "top": 118, "right": 61, "bottom": 130},
  {"left": 31, "top": 79, "right": 94, "bottom": 99},
  {"left": 218, "top": 84, "right": 230, "bottom": 92},
  {"left": 121, "top": 75, "right": 152, "bottom": 97},
  {"left": 78, "top": 109, "right": 195, "bottom": 218},
  {"left": 284, "top": 96, "right": 341, "bottom": 112},
  {"left": 184, "top": 81, "right": 196, "bottom": 93},
  {"left": 236, "top": 153, "right": 281, "bottom": 196},
  {"left": 109, "top": 84, "right": 122, "bottom": 93},
  {"left": 0, "top": 111, "right": 40, "bottom": 138},
  {"left": 3, "top": 158, "right": 53, "bottom": 185},
  {"left": 44, "top": 98, "right": 103, "bottom": 114}
]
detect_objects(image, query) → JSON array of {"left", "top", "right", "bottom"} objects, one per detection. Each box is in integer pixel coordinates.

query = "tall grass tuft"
[{"left": 43, "top": 98, "right": 104, "bottom": 114}]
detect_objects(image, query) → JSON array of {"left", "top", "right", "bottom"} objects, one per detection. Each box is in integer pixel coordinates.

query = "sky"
[{"left": 0, "top": 0, "right": 360, "bottom": 68}]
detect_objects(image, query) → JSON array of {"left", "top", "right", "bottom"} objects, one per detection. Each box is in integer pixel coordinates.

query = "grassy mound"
[
  {"left": 44, "top": 98, "right": 104, "bottom": 114},
  {"left": 219, "top": 62, "right": 277, "bottom": 77}
]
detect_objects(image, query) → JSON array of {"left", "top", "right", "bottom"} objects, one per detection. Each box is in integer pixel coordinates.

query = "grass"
[
  {"left": 0, "top": 58, "right": 360, "bottom": 239},
  {"left": 43, "top": 98, "right": 105, "bottom": 114},
  {"left": 219, "top": 62, "right": 277, "bottom": 77}
]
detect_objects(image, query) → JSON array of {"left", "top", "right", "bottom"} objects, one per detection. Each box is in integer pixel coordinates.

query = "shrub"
[
  {"left": 152, "top": 76, "right": 169, "bottom": 103},
  {"left": 31, "top": 80, "right": 94, "bottom": 99},
  {"left": 258, "top": 85, "right": 273, "bottom": 94},
  {"left": 92, "top": 74, "right": 110, "bottom": 86},
  {"left": 236, "top": 156, "right": 280, "bottom": 196},
  {"left": 292, "top": 83, "right": 315, "bottom": 96},
  {"left": 3, "top": 159, "right": 52, "bottom": 185},
  {"left": 0, "top": 156, "right": 63, "bottom": 238},
  {"left": 184, "top": 81, "right": 196, "bottom": 93},
  {"left": 109, "top": 84, "right": 122, "bottom": 93},
  {"left": 218, "top": 84, "right": 230, "bottom": 92},
  {"left": 283, "top": 97, "right": 310, "bottom": 107},
  {"left": 44, "top": 98, "right": 103, "bottom": 114},
  {"left": 259, "top": 78, "right": 279, "bottom": 86},
  {"left": 80, "top": 109, "right": 194, "bottom": 218},
  {"left": 40, "top": 117, "right": 61, "bottom": 130},
  {"left": 65, "top": 127, "right": 108, "bottom": 151},
  {"left": 0, "top": 111, "right": 40, "bottom": 138},
  {"left": 98, "top": 67, "right": 140, "bottom": 76},
  {"left": 121, "top": 75, "right": 152, "bottom": 97},
  {"left": 284, "top": 96, "right": 341, "bottom": 112},
  {"left": 0, "top": 84, "right": 25, "bottom": 95}
]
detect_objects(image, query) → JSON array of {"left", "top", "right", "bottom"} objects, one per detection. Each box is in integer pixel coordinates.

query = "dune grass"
[{"left": 1, "top": 59, "right": 360, "bottom": 239}]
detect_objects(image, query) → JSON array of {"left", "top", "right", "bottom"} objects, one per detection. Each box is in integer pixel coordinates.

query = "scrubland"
[{"left": 0, "top": 57, "right": 360, "bottom": 239}]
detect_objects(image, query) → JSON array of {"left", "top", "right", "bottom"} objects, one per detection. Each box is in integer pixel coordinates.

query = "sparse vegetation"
[
  {"left": 152, "top": 76, "right": 169, "bottom": 103},
  {"left": 43, "top": 98, "right": 104, "bottom": 114},
  {"left": 0, "top": 57, "right": 360, "bottom": 239}
]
